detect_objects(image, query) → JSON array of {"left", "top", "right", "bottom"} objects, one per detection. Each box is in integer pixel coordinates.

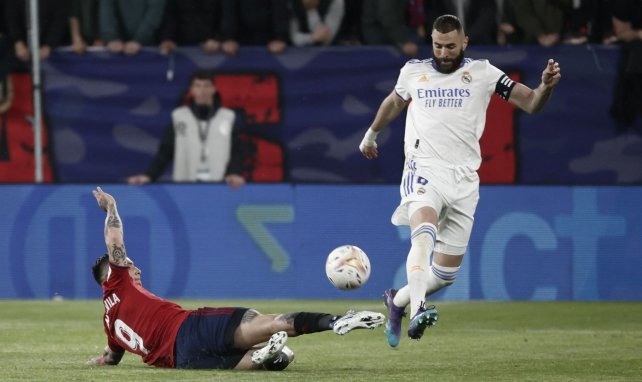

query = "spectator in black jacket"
[
  {"left": 361, "top": 0, "right": 419, "bottom": 57},
  {"left": 99, "top": 0, "right": 165, "bottom": 55},
  {"left": 425, "top": 0, "right": 497, "bottom": 45},
  {"left": 69, "top": 0, "right": 102, "bottom": 54},
  {"left": 158, "top": 0, "right": 223, "bottom": 55},
  {"left": 610, "top": 0, "right": 642, "bottom": 129},
  {"left": 220, "top": 0, "right": 289, "bottom": 55},
  {"left": 5, "top": 0, "right": 71, "bottom": 61}
]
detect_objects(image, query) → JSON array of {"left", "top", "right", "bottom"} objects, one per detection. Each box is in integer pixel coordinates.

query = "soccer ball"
[{"left": 325, "top": 245, "right": 371, "bottom": 290}]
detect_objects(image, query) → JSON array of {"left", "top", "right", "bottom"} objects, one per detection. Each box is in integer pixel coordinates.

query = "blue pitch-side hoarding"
[{"left": 0, "top": 185, "right": 640, "bottom": 300}]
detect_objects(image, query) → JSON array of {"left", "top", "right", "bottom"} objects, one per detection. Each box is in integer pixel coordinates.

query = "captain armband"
[{"left": 494, "top": 74, "right": 516, "bottom": 100}]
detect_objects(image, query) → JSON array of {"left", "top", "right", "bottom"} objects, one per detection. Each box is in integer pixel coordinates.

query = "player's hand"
[
  {"left": 542, "top": 59, "right": 561, "bottom": 88},
  {"left": 359, "top": 128, "right": 379, "bottom": 160},
  {"left": 360, "top": 141, "right": 378, "bottom": 160},
  {"left": 92, "top": 187, "right": 116, "bottom": 212},
  {"left": 86, "top": 355, "right": 106, "bottom": 366}
]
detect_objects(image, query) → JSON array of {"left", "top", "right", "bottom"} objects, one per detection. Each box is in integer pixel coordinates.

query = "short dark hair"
[
  {"left": 92, "top": 255, "right": 110, "bottom": 285},
  {"left": 190, "top": 69, "right": 214, "bottom": 84},
  {"left": 433, "top": 14, "right": 463, "bottom": 34}
]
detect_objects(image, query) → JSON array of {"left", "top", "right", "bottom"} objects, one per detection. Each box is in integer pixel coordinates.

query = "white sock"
[
  {"left": 393, "top": 263, "right": 460, "bottom": 307},
  {"left": 406, "top": 223, "right": 436, "bottom": 318},
  {"left": 392, "top": 285, "right": 410, "bottom": 307},
  {"left": 425, "top": 262, "right": 459, "bottom": 297}
]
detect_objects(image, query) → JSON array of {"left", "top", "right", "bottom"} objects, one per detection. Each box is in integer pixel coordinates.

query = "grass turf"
[{"left": 1, "top": 300, "right": 641, "bottom": 381}]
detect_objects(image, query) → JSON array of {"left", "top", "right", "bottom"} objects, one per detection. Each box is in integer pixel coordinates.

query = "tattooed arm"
[{"left": 92, "top": 187, "right": 128, "bottom": 266}]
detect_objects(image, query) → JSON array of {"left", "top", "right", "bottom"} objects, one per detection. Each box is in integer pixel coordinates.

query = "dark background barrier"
[
  {"left": 35, "top": 45, "right": 641, "bottom": 185},
  {"left": 1, "top": 184, "right": 639, "bottom": 301}
]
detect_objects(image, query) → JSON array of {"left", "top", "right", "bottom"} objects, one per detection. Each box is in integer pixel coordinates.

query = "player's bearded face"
[
  {"left": 431, "top": 29, "right": 467, "bottom": 74},
  {"left": 432, "top": 48, "right": 465, "bottom": 74}
]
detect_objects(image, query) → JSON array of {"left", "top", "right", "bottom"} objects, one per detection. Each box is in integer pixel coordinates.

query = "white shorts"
[{"left": 391, "top": 160, "right": 480, "bottom": 255}]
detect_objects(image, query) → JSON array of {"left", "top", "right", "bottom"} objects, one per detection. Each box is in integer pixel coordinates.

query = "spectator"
[
  {"left": 220, "top": 0, "right": 289, "bottom": 55},
  {"left": 589, "top": 0, "right": 617, "bottom": 45},
  {"left": 425, "top": 0, "right": 498, "bottom": 45},
  {"left": 407, "top": 0, "right": 426, "bottom": 40},
  {"left": 500, "top": 0, "right": 571, "bottom": 47},
  {"left": 334, "top": 0, "right": 362, "bottom": 45},
  {"left": 69, "top": 0, "right": 102, "bottom": 54},
  {"left": 562, "top": 0, "right": 608, "bottom": 45},
  {"left": 0, "top": 0, "right": 6, "bottom": 36},
  {"left": 0, "top": 59, "right": 11, "bottom": 114},
  {"left": 609, "top": 0, "right": 642, "bottom": 129},
  {"left": 127, "top": 70, "right": 246, "bottom": 189},
  {"left": 99, "top": 0, "right": 165, "bottom": 55},
  {"left": 158, "top": 0, "right": 223, "bottom": 55},
  {"left": 361, "top": 0, "right": 420, "bottom": 57},
  {"left": 5, "top": 0, "right": 71, "bottom": 62},
  {"left": 289, "top": 0, "right": 345, "bottom": 47}
]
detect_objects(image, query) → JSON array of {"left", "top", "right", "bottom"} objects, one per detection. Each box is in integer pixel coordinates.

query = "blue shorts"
[{"left": 174, "top": 307, "right": 248, "bottom": 369}]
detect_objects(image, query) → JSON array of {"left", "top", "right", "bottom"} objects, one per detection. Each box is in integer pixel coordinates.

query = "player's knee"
[
  {"left": 410, "top": 223, "right": 437, "bottom": 253},
  {"left": 430, "top": 262, "right": 459, "bottom": 288}
]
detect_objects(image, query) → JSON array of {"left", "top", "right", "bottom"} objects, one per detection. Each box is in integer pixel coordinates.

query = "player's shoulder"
[
  {"left": 462, "top": 57, "right": 491, "bottom": 68},
  {"left": 218, "top": 106, "right": 236, "bottom": 120},
  {"left": 401, "top": 58, "right": 432, "bottom": 73},
  {"left": 462, "top": 58, "right": 504, "bottom": 77},
  {"left": 405, "top": 58, "right": 431, "bottom": 65},
  {"left": 172, "top": 105, "right": 191, "bottom": 118}
]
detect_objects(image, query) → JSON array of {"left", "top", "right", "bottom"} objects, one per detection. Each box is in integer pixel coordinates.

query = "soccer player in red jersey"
[{"left": 86, "top": 187, "right": 384, "bottom": 370}]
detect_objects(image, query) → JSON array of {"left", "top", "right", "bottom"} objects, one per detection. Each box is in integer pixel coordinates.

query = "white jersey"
[{"left": 395, "top": 57, "right": 514, "bottom": 171}]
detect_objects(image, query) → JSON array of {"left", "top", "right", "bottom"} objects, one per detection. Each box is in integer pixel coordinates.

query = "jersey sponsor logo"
[
  {"left": 416, "top": 88, "right": 471, "bottom": 99},
  {"left": 417, "top": 87, "right": 471, "bottom": 108}
]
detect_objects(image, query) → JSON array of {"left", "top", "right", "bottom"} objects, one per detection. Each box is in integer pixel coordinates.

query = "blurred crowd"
[{"left": 0, "top": 0, "right": 638, "bottom": 62}]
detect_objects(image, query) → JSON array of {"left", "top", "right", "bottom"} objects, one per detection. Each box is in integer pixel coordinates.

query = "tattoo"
[
  {"left": 107, "top": 214, "right": 121, "bottom": 229},
  {"left": 104, "top": 349, "right": 124, "bottom": 365},
  {"left": 241, "top": 309, "right": 260, "bottom": 323},
  {"left": 276, "top": 313, "right": 297, "bottom": 325},
  {"left": 109, "top": 243, "right": 127, "bottom": 264},
  {"left": 98, "top": 197, "right": 108, "bottom": 211}
]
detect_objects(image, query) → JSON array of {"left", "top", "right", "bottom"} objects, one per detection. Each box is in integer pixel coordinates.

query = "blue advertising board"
[{"left": 0, "top": 185, "right": 639, "bottom": 301}]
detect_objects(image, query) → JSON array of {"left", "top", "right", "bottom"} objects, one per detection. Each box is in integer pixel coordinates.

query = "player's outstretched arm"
[
  {"left": 360, "top": 90, "right": 408, "bottom": 159},
  {"left": 92, "top": 187, "right": 128, "bottom": 267},
  {"left": 86, "top": 345, "right": 125, "bottom": 366},
  {"left": 508, "top": 59, "right": 561, "bottom": 114}
]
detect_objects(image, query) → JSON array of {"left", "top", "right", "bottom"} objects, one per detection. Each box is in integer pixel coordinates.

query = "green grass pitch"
[{"left": 1, "top": 299, "right": 641, "bottom": 381}]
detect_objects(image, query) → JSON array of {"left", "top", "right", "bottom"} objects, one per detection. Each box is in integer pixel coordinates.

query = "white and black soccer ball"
[{"left": 325, "top": 245, "right": 371, "bottom": 290}]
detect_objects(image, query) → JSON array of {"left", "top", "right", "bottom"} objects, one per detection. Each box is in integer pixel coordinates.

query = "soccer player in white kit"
[{"left": 359, "top": 15, "right": 562, "bottom": 347}]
